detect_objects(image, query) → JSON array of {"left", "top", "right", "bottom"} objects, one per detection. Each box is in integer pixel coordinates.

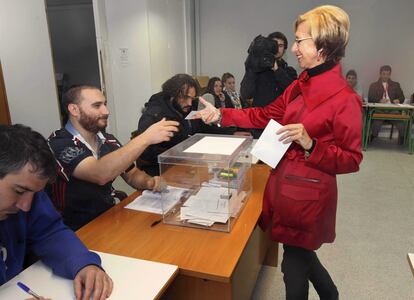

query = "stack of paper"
[
  {"left": 125, "top": 186, "right": 188, "bottom": 214},
  {"left": 180, "top": 186, "right": 236, "bottom": 226}
]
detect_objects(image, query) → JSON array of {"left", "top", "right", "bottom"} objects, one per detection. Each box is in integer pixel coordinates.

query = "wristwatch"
[
  {"left": 216, "top": 110, "right": 222, "bottom": 127},
  {"left": 304, "top": 139, "right": 316, "bottom": 159}
]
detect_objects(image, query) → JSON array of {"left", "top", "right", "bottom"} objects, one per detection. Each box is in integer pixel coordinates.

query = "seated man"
[
  {"left": 137, "top": 74, "right": 237, "bottom": 176},
  {"left": 368, "top": 65, "right": 406, "bottom": 143},
  {"left": 345, "top": 69, "right": 363, "bottom": 100},
  {"left": 0, "top": 124, "right": 112, "bottom": 299},
  {"left": 48, "top": 85, "right": 179, "bottom": 230}
]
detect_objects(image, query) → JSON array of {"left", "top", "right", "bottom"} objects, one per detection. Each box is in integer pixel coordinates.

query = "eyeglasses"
[{"left": 294, "top": 37, "right": 313, "bottom": 45}]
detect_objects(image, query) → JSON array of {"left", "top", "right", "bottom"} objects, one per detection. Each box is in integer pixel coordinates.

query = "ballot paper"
[
  {"left": 125, "top": 186, "right": 188, "bottom": 214},
  {"left": 180, "top": 186, "right": 243, "bottom": 226},
  {"left": 183, "top": 136, "right": 246, "bottom": 155},
  {"left": 250, "top": 119, "right": 291, "bottom": 168},
  {"left": 185, "top": 110, "right": 199, "bottom": 120}
]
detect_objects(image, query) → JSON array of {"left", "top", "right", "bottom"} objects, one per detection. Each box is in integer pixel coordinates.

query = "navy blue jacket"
[{"left": 0, "top": 191, "right": 101, "bottom": 285}]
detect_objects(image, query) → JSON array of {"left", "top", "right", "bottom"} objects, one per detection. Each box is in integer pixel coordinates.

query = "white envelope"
[{"left": 250, "top": 119, "right": 291, "bottom": 168}]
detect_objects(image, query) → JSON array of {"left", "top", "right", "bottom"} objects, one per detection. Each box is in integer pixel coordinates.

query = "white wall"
[
  {"left": 0, "top": 0, "right": 61, "bottom": 137},
  {"left": 46, "top": 3, "right": 101, "bottom": 87},
  {"left": 103, "top": 0, "right": 193, "bottom": 143},
  {"left": 147, "top": 0, "right": 192, "bottom": 91},
  {"left": 197, "top": 0, "right": 414, "bottom": 98}
]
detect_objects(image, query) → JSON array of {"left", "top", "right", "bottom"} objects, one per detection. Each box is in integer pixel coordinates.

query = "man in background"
[
  {"left": 368, "top": 65, "right": 406, "bottom": 143},
  {"left": 48, "top": 85, "right": 179, "bottom": 230},
  {"left": 137, "top": 74, "right": 237, "bottom": 176},
  {"left": 346, "top": 69, "right": 364, "bottom": 100},
  {"left": 0, "top": 124, "right": 113, "bottom": 299},
  {"left": 240, "top": 32, "right": 297, "bottom": 137}
]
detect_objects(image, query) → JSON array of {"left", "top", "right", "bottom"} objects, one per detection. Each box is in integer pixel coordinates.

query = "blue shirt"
[{"left": 0, "top": 191, "right": 101, "bottom": 285}]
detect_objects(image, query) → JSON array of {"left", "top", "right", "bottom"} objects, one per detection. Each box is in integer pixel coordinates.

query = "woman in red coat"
[{"left": 197, "top": 5, "right": 362, "bottom": 300}]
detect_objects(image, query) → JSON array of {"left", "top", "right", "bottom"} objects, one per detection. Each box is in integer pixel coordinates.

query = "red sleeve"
[
  {"left": 306, "top": 94, "right": 363, "bottom": 174},
  {"left": 221, "top": 83, "right": 297, "bottom": 128}
]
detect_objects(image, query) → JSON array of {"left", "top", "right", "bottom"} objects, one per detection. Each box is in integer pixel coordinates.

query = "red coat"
[{"left": 222, "top": 64, "right": 363, "bottom": 250}]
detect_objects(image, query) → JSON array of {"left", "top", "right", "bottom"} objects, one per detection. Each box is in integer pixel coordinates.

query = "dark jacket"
[
  {"left": 214, "top": 93, "right": 234, "bottom": 109},
  {"left": 368, "top": 79, "right": 405, "bottom": 103},
  {"left": 222, "top": 63, "right": 362, "bottom": 250},
  {"left": 240, "top": 58, "right": 297, "bottom": 107},
  {"left": 137, "top": 92, "right": 236, "bottom": 176}
]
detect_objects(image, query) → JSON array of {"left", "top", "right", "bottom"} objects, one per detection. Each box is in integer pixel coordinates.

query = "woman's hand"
[
  {"left": 277, "top": 123, "right": 313, "bottom": 150},
  {"left": 218, "top": 92, "right": 225, "bottom": 102},
  {"left": 193, "top": 97, "right": 221, "bottom": 124}
]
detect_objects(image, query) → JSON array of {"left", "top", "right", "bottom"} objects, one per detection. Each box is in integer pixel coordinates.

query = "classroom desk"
[
  {"left": 362, "top": 103, "right": 414, "bottom": 153},
  {"left": 77, "top": 165, "right": 277, "bottom": 300},
  {"left": 0, "top": 252, "right": 178, "bottom": 300}
]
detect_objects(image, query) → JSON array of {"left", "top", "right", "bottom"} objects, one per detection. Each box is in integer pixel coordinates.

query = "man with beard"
[
  {"left": 48, "top": 85, "right": 179, "bottom": 230},
  {"left": 136, "top": 74, "right": 237, "bottom": 176}
]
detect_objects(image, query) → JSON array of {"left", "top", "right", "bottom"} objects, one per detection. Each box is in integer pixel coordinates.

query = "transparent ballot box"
[{"left": 158, "top": 134, "right": 253, "bottom": 232}]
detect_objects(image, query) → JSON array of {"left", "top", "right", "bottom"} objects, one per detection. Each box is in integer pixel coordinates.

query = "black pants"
[{"left": 281, "top": 245, "right": 339, "bottom": 300}]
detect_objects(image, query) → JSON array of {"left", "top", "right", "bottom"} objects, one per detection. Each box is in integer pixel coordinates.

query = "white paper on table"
[
  {"left": 125, "top": 186, "right": 188, "bottom": 214},
  {"left": 250, "top": 119, "right": 291, "bottom": 168},
  {"left": 183, "top": 136, "right": 246, "bottom": 155},
  {"left": 184, "top": 110, "right": 199, "bottom": 120},
  {"left": 0, "top": 251, "right": 177, "bottom": 300}
]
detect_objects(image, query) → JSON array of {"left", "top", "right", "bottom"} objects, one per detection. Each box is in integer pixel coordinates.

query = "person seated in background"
[
  {"left": 0, "top": 124, "right": 113, "bottom": 299},
  {"left": 368, "top": 65, "right": 406, "bottom": 143},
  {"left": 346, "top": 69, "right": 364, "bottom": 100},
  {"left": 47, "top": 86, "right": 179, "bottom": 230},
  {"left": 221, "top": 73, "right": 246, "bottom": 108},
  {"left": 136, "top": 74, "right": 239, "bottom": 176},
  {"left": 411, "top": 93, "right": 414, "bottom": 104},
  {"left": 206, "top": 77, "right": 234, "bottom": 108}
]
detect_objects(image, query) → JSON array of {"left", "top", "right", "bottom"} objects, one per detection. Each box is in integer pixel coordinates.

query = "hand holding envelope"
[{"left": 250, "top": 119, "right": 291, "bottom": 168}]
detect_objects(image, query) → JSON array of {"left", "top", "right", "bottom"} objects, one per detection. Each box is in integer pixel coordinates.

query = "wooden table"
[{"left": 77, "top": 165, "right": 277, "bottom": 300}]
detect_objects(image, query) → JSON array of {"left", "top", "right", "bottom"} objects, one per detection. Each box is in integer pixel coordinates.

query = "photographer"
[{"left": 241, "top": 32, "right": 297, "bottom": 108}]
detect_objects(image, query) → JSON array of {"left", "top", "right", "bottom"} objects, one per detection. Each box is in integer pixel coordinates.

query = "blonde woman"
[{"left": 197, "top": 6, "right": 362, "bottom": 299}]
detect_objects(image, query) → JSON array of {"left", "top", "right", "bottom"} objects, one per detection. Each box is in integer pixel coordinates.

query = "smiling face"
[
  {"left": 0, "top": 164, "right": 48, "bottom": 220},
  {"left": 291, "top": 22, "right": 325, "bottom": 70},
  {"left": 223, "top": 77, "right": 236, "bottom": 92},
  {"left": 70, "top": 89, "right": 109, "bottom": 134},
  {"left": 213, "top": 80, "right": 223, "bottom": 96}
]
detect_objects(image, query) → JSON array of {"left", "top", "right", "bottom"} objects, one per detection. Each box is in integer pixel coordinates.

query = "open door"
[
  {"left": 0, "top": 61, "right": 11, "bottom": 125},
  {"left": 92, "top": 0, "right": 117, "bottom": 134}
]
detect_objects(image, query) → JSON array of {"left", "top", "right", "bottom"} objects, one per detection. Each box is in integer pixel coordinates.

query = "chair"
[
  {"left": 193, "top": 75, "right": 210, "bottom": 94},
  {"left": 367, "top": 112, "right": 410, "bottom": 144}
]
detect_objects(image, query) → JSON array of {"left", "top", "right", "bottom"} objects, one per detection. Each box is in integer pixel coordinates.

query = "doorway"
[
  {"left": 0, "top": 61, "right": 11, "bottom": 125},
  {"left": 45, "top": 0, "right": 101, "bottom": 124}
]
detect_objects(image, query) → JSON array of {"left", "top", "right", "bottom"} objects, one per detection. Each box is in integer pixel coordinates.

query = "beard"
[
  {"left": 78, "top": 110, "right": 108, "bottom": 134},
  {"left": 172, "top": 99, "right": 192, "bottom": 116}
]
